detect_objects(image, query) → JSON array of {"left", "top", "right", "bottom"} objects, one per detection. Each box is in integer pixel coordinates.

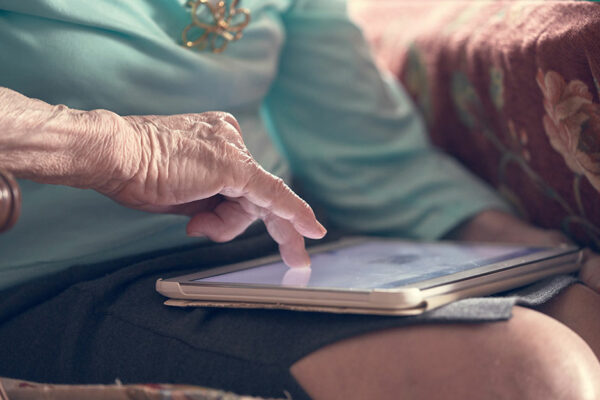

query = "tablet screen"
[{"left": 193, "top": 241, "right": 547, "bottom": 289}]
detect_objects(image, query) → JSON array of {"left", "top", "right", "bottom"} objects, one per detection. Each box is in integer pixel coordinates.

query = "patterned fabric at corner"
[{"left": 0, "top": 377, "right": 272, "bottom": 400}]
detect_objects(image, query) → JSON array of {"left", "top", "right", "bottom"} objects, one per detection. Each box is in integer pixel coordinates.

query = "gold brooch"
[{"left": 182, "top": 0, "right": 250, "bottom": 54}]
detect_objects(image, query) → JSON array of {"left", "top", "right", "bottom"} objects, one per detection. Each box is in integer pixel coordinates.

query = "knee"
[
  {"left": 493, "top": 307, "right": 600, "bottom": 399},
  {"left": 291, "top": 307, "right": 600, "bottom": 400}
]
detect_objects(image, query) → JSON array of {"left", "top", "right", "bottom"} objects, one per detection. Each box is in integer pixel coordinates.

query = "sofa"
[{"left": 350, "top": 0, "right": 600, "bottom": 252}]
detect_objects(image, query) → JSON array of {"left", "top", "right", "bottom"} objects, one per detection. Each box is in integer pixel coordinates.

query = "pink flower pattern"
[{"left": 536, "top": 69, "right": 600, "bottom": 192}]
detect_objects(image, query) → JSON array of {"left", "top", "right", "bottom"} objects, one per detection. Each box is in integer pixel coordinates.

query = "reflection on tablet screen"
[{"left": 194, "top": 241, "right": 545, "bottom": 289}]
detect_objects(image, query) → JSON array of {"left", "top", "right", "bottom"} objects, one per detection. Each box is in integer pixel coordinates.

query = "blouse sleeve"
[{"left": 262, "top": 0, "right": 510, "bottom": 239}]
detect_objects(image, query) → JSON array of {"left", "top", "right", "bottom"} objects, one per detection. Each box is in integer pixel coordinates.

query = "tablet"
[{"left": 156, "top": 237, "right": 582, "bottom": 315}]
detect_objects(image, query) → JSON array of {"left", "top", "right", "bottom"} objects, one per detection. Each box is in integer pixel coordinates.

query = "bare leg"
[
  {"left": 291, "top": 307, "right": 600, "bottom": 400},
  {"left": 537, "top": 283, "right": 600, "bottom": 360}
]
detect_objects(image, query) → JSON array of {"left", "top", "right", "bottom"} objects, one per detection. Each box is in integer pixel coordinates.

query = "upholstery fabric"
[
  {"left": 351, "top": 0, "right": 600, "bottom": 250},
  {"left": 0, "top": 377, "right": 273, "bottom": 400}
]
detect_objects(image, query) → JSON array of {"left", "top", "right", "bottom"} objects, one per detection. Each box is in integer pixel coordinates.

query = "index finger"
[{"left": 243, "top": 166, "right": 327, "bottom": 239}]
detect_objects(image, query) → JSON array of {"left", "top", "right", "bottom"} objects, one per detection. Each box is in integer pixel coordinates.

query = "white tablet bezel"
[{"left": 156, "top": 237, "right": 582, "bottom": 314}]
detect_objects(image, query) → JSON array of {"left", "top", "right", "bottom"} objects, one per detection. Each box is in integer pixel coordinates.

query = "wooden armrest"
[{"left": 0, "top": 169, "right": 20, "bottom": 233}]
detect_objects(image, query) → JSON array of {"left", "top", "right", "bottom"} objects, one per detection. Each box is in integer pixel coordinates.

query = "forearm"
[{"left": 0, "top": 87, "right": 135, "bottom": 190}]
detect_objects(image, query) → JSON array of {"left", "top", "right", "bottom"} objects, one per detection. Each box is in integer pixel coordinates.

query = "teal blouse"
[{"left": 0, "top": 0, "right": 508, "bottom": 290}]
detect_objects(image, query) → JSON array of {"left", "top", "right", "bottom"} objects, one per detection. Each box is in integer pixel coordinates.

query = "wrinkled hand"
[
  {"left": 0, "top": 87, "right": 324, "bottom": 265},
  {"left": 96, "top": 111, "right": 326, "bottom": 267}
]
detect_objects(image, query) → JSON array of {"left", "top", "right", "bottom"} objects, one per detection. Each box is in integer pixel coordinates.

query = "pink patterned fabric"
[
  {"left": 350, "top": 0, "right": 600, "bottom": 249},
  {"left": 0, "top": 377, "right": 274, "bottom": 400}
]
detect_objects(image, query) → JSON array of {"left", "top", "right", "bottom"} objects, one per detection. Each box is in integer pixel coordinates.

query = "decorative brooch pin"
[{"left": 182, "top": 0, "right": 250, "bottom": 54}]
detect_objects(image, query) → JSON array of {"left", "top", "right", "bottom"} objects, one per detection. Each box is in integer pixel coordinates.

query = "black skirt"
[{"left": 0, "top": 225, "right": 575, "bottom": 399}]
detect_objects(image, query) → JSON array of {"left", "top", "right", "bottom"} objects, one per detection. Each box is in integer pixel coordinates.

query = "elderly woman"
[{"left": 0, "top": 0, "right": 599, "bottom": 399}]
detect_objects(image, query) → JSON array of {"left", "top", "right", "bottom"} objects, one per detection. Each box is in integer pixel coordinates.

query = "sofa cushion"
[{"left": 350, "top": 0, "right": 600, "bottom": 250}]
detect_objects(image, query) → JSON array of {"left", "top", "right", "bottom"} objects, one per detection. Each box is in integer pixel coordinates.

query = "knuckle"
[
  {"left": 242, "top": 160, "right": 262, "bottom": 181},
  {"left": 270, "top": 176, "right": 291, "bottom": 197},
  {"left": 199, "top": 111, "right": 224, "bottom": 121},
  {"left": 272, "top": 176, "right": 286, "bottom": 189},
  {"left": 219, "top": 112, "right": 241, "bottom": 133},
  {"left": 202, "top": 112, "right": 241, "bottom": 133},
  {"left": 212, "top": 121, "right": 244, "bottom": 146}
]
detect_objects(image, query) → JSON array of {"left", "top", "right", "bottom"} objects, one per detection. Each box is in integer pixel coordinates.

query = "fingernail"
[{"left": 317, "top": 221, "right": 327, "bottom": 236}]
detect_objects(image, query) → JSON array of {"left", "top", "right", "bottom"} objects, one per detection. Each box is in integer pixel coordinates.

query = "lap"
[
  {"left": 1, "top": 230, "right": 599, "bottom": 399},
  {"left": 0, "top": 231, "right": 313, "bottom": 398}
]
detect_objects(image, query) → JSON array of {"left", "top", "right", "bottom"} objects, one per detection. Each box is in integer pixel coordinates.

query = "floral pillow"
[
  {"left": 537, "top": 70, "right": 600, "bottom": 194},
  {"left": 351, "top": 0, "right": 600, "bottom": 250}
]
